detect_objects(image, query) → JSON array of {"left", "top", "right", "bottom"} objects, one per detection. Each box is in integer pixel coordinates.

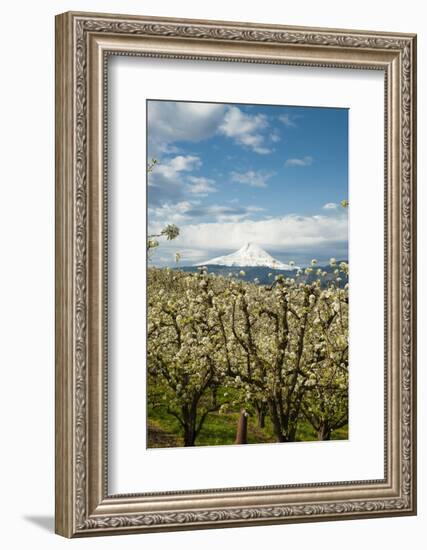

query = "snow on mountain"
[{"left": 197, "top": 242, "right": 298, "bottom": 270}]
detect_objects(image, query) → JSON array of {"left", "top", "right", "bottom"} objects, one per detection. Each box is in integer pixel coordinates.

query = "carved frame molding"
[{"left": 55, "top": 11, "right": 416, "bottom": 537}]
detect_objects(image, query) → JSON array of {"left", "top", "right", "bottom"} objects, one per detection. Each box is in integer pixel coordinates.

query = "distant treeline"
[{"left": 173, "top": 262, "right": 349, "bottom": 288}]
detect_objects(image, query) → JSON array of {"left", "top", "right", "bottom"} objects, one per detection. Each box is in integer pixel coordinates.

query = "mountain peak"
[{"left": 197, "top": 243, "right": 298, "bottom": 270}]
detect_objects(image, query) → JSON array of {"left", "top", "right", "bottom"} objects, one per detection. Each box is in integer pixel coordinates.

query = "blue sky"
[{"left": 147, "top": 100, "right": 348, "bottom": 267}]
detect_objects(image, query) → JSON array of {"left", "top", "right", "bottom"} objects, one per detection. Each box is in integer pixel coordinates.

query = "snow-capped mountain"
[{"left": 197, "top": 242, "right": 298, "bottom": 270}]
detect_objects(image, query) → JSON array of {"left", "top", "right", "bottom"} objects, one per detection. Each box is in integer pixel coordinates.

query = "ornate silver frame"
[{"left": 55, "top": 11, "right": 417, "bottom": 537}]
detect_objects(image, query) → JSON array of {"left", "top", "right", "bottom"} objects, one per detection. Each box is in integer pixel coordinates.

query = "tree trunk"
[
  {"left": 256, "top": 403, "right": 267, "bottom": 429},
  {"left": 182, "top": 405, "right": 197, "bottom": 446},
  {"left": 288, "top": 424, "right": 297, "bottom": 442},
  {"left": 183, "top": 423, "right": 196, "bottom": 446},
  {"left": 317, "top": 423, "right": 331, "bottom": 441},
  {"left": 268, "top": 401, "right": 286, "bottom": 442},
  {"left": 235, "top": 410, "right": 248, "bottom": 444},
  {"left": 286, "top": 410, "right": 299, "bottom": 442}
]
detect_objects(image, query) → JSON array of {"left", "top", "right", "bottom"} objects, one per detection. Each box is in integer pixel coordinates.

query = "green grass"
[{"left": 147, "top": 405, "right": 348, "bottom": 448}]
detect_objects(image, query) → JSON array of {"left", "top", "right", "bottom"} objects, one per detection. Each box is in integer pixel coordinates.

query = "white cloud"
[
  {"left": 285, "top": 156, "right": 313, "bottom": 167},
  {"left": 230, "top": 170, "right": 274, "bottom": 188},
  {"left": 187, "top": 176, "right": 217, "bottom": 195},
  {"left": 279, "top": 114, "right": 297, "bottom": 127},
  {"left": 152, "top": 212, "right": 348, "bottom": 260},
  {"left": 148, "top": 101, "right": 227, "bottom": 156},
  {"left": 148, "top": 155, "right": 202, "bottom": 205},
  {"left": 323, "top": 202, "right": 339, "bottom": 210},
  {"left": 214, "top": 204, "right": 261, "bottom": 222},
  {"left": 148, "top": 101, "right": 274, "bottom": 157},
  {"left": 148, "top": 201, "right": 195, "bottom": 227},
  {"left": 219, "top": 106, "right": 266, "bottom": 137},
  {"left": 148, "top": 201, "right": 264, "bottom": 228},
  {"left": 218, "top": 106, "right": 271, "bottom": 154},
  {"left": 270, "top": 131, "right": 281, "bottom": 143},
  {"left": 156, "top": 155, "right": 201, "bottom": 177}
]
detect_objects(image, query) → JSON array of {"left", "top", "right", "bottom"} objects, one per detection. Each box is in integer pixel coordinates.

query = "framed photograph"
[{"left": 55, "top": 11, "right": 417, "bottom": 537}]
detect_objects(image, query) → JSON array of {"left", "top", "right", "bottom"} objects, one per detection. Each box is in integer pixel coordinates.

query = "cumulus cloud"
[
  {"left": 218, "top": 106, "right": 271, "bottom": 154},
  {"left": 230, "top": 170, "right": 274, "bottom": 188},
  {"left": 150, "top": 211, "right": 348, "bottom": 266},
  {"left": 158, "top": 155, "right": 201, "bottom": 175},
  {"left": 186, "top": 176, "right": 217, "bottom": 195},
  {"left": 148, "top": 201, "right": 194, "bottom": 226},
  {"left": 279, "top": 114, "right": 297, "bottom": 127},
  {"left": 323, "top": 202, "right": 339, "bottom": 210},
  {"left": 285, "top": 156, "right": 313, "bottom": 167},
  {"left": 175, "top": 214, "right": 347, "bottom": 252},
  {"left": 148, "top": 101, "right": 226, "bottom": 156},
  {"left": 148, "top": 101, "right": 273, "bottom": 156},
  {"left": 148, "top": 155, "right": 202, "bottom": 205},
  {"left": 187, "top": 204, "right": 264, "bottom": 223},
  {"left": 149, "top": 201, "right": 264, "bottom": 227}
]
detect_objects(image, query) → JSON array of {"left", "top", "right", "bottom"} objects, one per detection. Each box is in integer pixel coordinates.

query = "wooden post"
[{"left": 235, "top": 410, "right": 248, "bottom": 444}]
